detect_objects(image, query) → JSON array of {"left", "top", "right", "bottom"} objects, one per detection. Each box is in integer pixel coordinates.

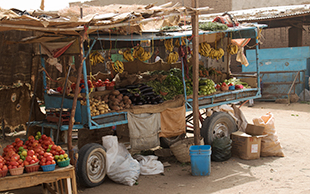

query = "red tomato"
[
  {"left": 34, "top": 159, "right": 39, "bottom": 163},
  {"left": 26, "top": 156, "right": 32, "bottom": 162},
  {"left": 41, "top": 134, "right": 47, "bottom": 140},
  {"left": 51, "top": 145, "right": 57, "bottom": 150},
  {"left": 0, "top": 163, "right": 3, "bottom": 169},
  {"left": 56, "top": 146, "right": 62, "bottom": 152},
  {"left": 16, "top": 141, "right": 23, "bottom": 147},
  {"left": 2, "top": 165, "right": 7, "bottom": 171},
  {"left": 27, "top": 150, "right": 34, "bottom": 157},
  {"left": 51, "top": 160, "right": 56, "bottom": 164},
  {"left": 41, "top": 158, "right": 47, "bottom": 163},
  {"left": 60, "top": 150, "right": 65, "bottom": 155},
  {"left": 55, "top": 151, "right": 60, "bottom": 156},
  {"left": 8, "top": 165, "right": 12, "bottom": 169},
  {"left": 30, "top": 160, "right": 36, "bottom": 164},
  {"left": 39, "top": 150, "right": 45, "bottom": 156},
  {"left": 24, "top": 161, "right": 29, "bottom": 166},
  {"left": 11, "top": 154, "right": 20, "bottom": 162},
  {"left": 46, "top": 156, "right": 53, "bottom": 161},
  {"left": 18, "top": 165, "right": 23, "bottom": 168},
  {"left": 46, "top": 161, "right": 52, "bottom": 165},
  {"left": 10, "top": 161, "right": 18, "bottom": 166},
  {"left": 18, "top": 159, "right": 23, "bottom": 165}
]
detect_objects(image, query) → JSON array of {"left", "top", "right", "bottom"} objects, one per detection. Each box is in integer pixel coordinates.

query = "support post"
[
  {"left": 191, "top": 0, "right": 200, "bottom": 145},
  {"left": 68, "top": 35, "right": 85, "bottom": 165}
]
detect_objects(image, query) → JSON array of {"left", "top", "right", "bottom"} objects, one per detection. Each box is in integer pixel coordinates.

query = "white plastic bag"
[
  {"left": 134, "top": 155, "right": 164, "bottom": 175},
  {"left": 102, "top": 135, "right": 140, "bottom": 186},
  {"left": 253, "top": 112, "right": 284, "bottom": 157}
]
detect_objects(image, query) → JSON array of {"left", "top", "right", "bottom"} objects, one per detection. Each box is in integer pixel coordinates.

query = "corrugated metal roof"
[{"left": 199, "top": 4, "right": 310, "bottom": 22}]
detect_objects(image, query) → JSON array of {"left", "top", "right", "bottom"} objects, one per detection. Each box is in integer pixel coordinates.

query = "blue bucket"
[{"left": 189, "top": 145, "right": 211, "bottom": 176}]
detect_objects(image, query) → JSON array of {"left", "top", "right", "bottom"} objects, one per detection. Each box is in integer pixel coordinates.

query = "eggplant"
[
  {"left": 127, "top": 84, "right": 140, "bottom": 89},
  {"left": 134, "top": 93, "right": 140, "bottom": 97},
  {"left": 148, "top": 101, "right": 152, "bottom": 104},
  {"left": 140, "top": 87, "right": 153, "bottom": 94},
  {"left": 158, "top": 99, "right": 164, "bottom": 103},
  {"left": 143, "top": 91, "right": 155, "bottom": 96},
  {"left": 137, "top": 102, "right": 143, "bottom": 105},
  {"left": 152, "top": 101, "right": 158, "bottom": 104},
  {"left": 139, "top": 85, "right": 149, "bottom": 90}
]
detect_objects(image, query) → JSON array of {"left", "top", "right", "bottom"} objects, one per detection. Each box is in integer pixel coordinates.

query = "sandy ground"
[{"left": 3, "top": 101, "right": 310, "bottom": 194}]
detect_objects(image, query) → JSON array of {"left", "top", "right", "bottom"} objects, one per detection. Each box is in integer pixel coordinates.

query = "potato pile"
[
  {"left": 102, "top": 90, "right": 132, "bottom": 111},
  {"left": 80, "top": 97, "right": 110, "bottom": 116}
]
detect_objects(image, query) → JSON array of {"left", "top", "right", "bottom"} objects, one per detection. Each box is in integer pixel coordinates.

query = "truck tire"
[
  {"left": 200, "top": 112, "right": 237, "bottom": 145},
  {"left": 77, "top": 143, "right": 107, "bottom": 188}
]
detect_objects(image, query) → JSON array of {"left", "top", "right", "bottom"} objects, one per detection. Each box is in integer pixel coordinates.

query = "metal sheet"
[{"left": 245, "top": 46, "right": 310, "bottom": 99}]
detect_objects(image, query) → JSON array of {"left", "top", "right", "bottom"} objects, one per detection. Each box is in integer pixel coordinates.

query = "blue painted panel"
[
  {"left": 44, "top": 94, "right": 82, "bottom": 123},
  {"left": 244, "top": 46, "right": 310, "bottom": 98}
]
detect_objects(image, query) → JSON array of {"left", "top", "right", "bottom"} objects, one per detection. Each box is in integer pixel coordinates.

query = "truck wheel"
[
  {"left": 200, "top": 112, "right": 237, "bottom": 145},
  {"left": 77, "top": 143, "right": 107, "bottom": 188}
]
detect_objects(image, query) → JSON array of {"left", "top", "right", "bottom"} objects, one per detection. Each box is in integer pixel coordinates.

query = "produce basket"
[
  {"left": 0, "top": 169, "right": 8, "bottom": 177},
  {"left": 221, "top": 85, "right": 229, "bottom": 91},
  {"left": 26, "top": 162, "right": 39, "bottom": 167},
  {"left": 9, "top": 167, "right": 24, "bottom": 176},
  {"left": 97, "top": 86, "right": 106, "bottom": 91},
  {"left": 25, "top": 165, "right": 40, "bottom": 173},
  {"left": 41, "top": 164, "right": 56, "bottom": 172},
  {"left": 229, "top": 85, "right": 235, "bottom": 90},
  {"left": 170, "top": 137, "right": 204, "bottom": 163},
  {"left": 57, "top": 159, "right": 70, "bottom": 167}
]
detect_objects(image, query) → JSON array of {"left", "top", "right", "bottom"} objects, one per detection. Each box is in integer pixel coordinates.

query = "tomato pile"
[{"left": 1, "top": 132, "right": 70, "bottom": 176}]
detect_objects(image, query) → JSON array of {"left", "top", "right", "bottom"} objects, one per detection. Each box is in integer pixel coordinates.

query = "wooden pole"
[
  {"left": 191, "top": 0, "right": 200, "bottom": 145},
  {"left": 67, "top": 35, "right": 85, "bottom": 165}
]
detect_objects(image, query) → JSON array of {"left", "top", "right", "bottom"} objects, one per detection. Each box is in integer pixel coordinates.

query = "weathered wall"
[
  {"left": 231, "top": 0, "right": 308, "bottom": 10},
  {"left": 0, "top": 31, "right": 34, "bottom": 86}
]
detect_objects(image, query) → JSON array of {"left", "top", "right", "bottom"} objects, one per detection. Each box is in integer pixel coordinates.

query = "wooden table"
[{"left": 0, "top": 165, "right": 77, "bottom": 194}]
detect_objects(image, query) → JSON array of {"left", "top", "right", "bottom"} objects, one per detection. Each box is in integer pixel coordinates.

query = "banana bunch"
[
  {"left": 174, "top": 38, "right": 186, "bottom": 47},
  {"left": 209, "top": 48, "right": 225, "bottom": 60},
  {"left": 121, "top": 49, "right": 134, "bottom": 62},
  {"left": 199, "top": 42, "right": 212, "bottom": 57},
  {"left": 89, "top": 51, "right": 104, "bottom": 65},
  {"left": 227, "top": 44, "right": 238, "bottom": 55},
  {"left": 167, "top": 51, "right": 179, "bottom": 64},
  {"left": 112, "top": 60, "right": 124, "bottom": 73},
  {"left": 164, "top": 39, "right": 174, "bottom": 52},
  {"left": 133, "top": 46, "right": 152, "bottom": 62}
]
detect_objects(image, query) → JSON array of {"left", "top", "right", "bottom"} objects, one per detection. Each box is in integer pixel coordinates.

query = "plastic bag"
[
  {"left": 236, "top": 47, "right": 249, "bottom": 67},
  {"left": 211, "top": 136, "right": 232, "bottom": 162},
  {"left": 102, "top": 135, "right": 140, "bottom": 186},
  {"left": 253, "top": 112, "right": 284, "bottom": 157},
  {"left": 134, "top": 155, "right": 164, "bottom": 175},
  {"left": 299, "top": 89, "right": 310, "bottom": 102}
]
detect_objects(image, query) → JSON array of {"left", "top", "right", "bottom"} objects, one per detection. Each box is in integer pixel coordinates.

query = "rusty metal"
[{"left": 288, "top": 71, "right": 301, "bottom": 104}]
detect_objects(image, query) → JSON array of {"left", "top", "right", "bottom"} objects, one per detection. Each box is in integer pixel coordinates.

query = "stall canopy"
[{"left": 0, "top": 3, "right": 210, "bottom": 36}]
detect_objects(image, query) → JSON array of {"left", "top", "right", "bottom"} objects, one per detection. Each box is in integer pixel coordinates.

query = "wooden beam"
[
  {"left": 67, "top": 35, "right": 85, "bottom": 166},
  {"left": 191, "top": 0, "right": 200, "bottom": 145}
]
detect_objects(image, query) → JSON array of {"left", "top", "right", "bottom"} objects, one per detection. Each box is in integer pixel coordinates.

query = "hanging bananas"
[
  {"left": 133, "top": 46, "right": 152, "bottom": 62},
  {"left": 112, "top": 60, "right": 124, "bottom": 73},
  {"left": 167, "top": 51, "right": 179, "bottom": 64},
  {"left": 227, "top": 44, "right": 238, "bottom": 55},
  {"left": 174, "top": 38, "right": 186, "bottom": 47},
  {"left": 199, "top": 42, "right": 224, "bottom": 60},
  {"left": 122, "top": 49, "right": 134, "bottom": 62},
  {"left": 89, "top": 51, "right": 104, "bottom": 65},
  {"left": 164, "top": 39, "right": 174, "bottom": 52},
  {"left": 199, "top": 42, "right": 212, "bottom": 57}
]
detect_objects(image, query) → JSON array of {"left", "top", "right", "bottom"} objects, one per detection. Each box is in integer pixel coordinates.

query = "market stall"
[{"left": 0, "top": 3, "right": 266, "bottom": 189}]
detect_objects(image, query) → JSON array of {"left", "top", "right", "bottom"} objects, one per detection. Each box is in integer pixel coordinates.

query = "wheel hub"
[
  {"left": 212, "top": 123, "right": 229, "bottom": 139},
  {"left": 87, "top": 152, "right": 105, "bottom": 183}
]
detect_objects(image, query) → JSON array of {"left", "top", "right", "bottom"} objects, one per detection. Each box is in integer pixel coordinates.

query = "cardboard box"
[
  {"left": 231, "top": 131, "right": 263, "bottom": 160},
  {"left": 245, "top": 124, "right": 265, "bottom": 136}
]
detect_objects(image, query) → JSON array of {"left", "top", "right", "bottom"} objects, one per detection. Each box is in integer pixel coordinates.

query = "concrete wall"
[{"left": 231, "top": 0, "right": 308, "bottom": 10}]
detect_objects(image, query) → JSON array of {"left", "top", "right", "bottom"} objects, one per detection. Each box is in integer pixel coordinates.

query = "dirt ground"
[{"left": 2, "top": 101, "right": 310, "bottom": 194}]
